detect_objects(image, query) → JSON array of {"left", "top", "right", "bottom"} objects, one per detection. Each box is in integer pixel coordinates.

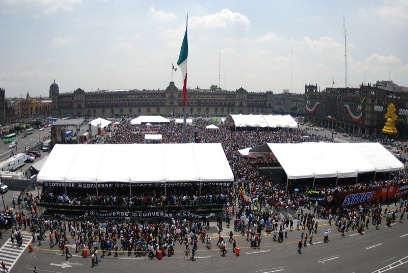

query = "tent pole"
[
  {"left": 199, "top": 181, "right": 201, "bottom": 196},
  {"left": 96, "top": 184, "right": 98, "bottom": 197},
  {"left": 129, "top": 182, "right": 132, "bottom": 199},
  {"left": 312, "top": 177, "right": 316, "bottom": 187},
  {"left": 64, "top": 181, "right": 67, "bottom": 196},
  {"left": 183, "top": 106, "right": 187, "bottom": 143},
  {"left": 373, "top": 171, "right": 377, "bottom": 182},
  {"left": 286, "top": 178, "right": 289, "bottom": 192},
  {"left": 335, "top": 176, "right": 339, "bottom": 187}
]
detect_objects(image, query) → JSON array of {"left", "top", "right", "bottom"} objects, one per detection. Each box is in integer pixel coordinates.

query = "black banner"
[
  {"left": 42, "top": 181, "right": 233, "bottom": 188},
  {"left": 83, "top": 210, "right": 215, "bottom": 219}
]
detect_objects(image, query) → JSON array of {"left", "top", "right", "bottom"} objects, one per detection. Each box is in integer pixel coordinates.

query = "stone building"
[
  {"left": 305, "top": 81, "right": 408, "bottom": 137},
  {"left": 50, "top": 80, "right": 305, "bottom": 118}
]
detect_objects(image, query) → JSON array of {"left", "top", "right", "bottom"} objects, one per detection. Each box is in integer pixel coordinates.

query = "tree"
[{"left": 210, "top": 85, "right": 219, "bottom": 91}]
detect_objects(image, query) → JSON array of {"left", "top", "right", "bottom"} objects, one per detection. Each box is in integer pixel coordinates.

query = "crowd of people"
[{"left": 1, "top": 117, "right": 408, "bottom": 271}]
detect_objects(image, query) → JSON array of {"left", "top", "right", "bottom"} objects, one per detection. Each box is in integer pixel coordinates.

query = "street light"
[{"left": 0, "top": 174, "right": 5, "bottom": 211}]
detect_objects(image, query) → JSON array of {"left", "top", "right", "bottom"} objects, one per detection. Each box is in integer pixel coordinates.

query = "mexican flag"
[{"left": 177, "top": 24, "right": 188, "bottom": 106}]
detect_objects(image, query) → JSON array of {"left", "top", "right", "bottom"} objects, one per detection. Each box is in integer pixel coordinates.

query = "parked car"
[
  {"left": 26, "top": 152, "right": 37, "bottom": 158},
  {"left": 0, "top": 183, "right": 8, "bottom": 194},
  {"left": 25, "top": 156, "right": 35, "bottom": 163},
  {"left": 28, "top": 150, "right": 41, "bottom": 157},
  {"left": 8, "top": 142, "right": 16, "bottom": 148}
]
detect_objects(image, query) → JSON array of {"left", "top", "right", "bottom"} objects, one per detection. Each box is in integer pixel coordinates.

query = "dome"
[{"left": 50, "top": 79, "right": 59, "bottom": 94}]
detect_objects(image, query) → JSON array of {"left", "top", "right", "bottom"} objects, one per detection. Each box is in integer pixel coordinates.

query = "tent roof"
[
  {"left": 238, "top": 147, "right": 251, "bottom": 156},
  {"left": 130, "top": 116, "right": 170, "bottom": 125},
  {"left": 250, "top": 142, "right": 403, "bottom": 179},
  {"left": 89, "top": 117, "right": 111, "bottom": 129},
  {"left": 175, "top": 118, "right": 193, "bottom": 125},
  {"left": 206, "top": 124, "right": 219, "bottom": 130},
  {"left": 225, "top": 114, "right": 298, "bottom": 128},
  {"left": 144, "top": 134, "right": 162, "bottom": 140},
  {"left": 37, "top": 143, "right": 233, "bottom": 183}
]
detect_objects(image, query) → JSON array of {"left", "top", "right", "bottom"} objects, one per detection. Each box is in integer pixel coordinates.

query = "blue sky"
[{"left": 1, "top": 0, "right": 407, "bottom": 98}]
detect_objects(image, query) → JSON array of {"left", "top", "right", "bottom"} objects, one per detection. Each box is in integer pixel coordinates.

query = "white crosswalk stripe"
[{"left": 0, "top": 235, "right": 33, "bottom": 272}]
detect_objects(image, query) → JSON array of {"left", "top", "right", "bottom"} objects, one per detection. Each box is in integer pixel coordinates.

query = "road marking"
[
  {"left": 318, "top": 255, "right": 339, "bottom": 264},
  {"left": 400, "top": 233, "right": 408, "bottom": 238},
  {"left": 0, "top": 236, "right": 32, "bottom": 272},
  {"left": 381, "top": 256, "right": 397, "bottom": 263},
  {"left": 313, "top": 241, "right": 323, "bottom": 244},
  {"left": 366, "top": 243, "right": 382, "bottom": 250},
  {"left": 263, "top": 269, "right": 284, "bottom": 273},
  {"left": 50, "top": 263, "right": 72, "bottom": 268},
  {"left": 256, "top": 266, "right": 285, "bottom": 273},
  {"left": 197, "top": 255, "right": 211, "bottom": 259},
  {"left": 246, "top": 250, "right": 270, "bottom": 255},
  {"left": 371, "top": 255, "right": 408, "bottom": 273},
  {"left": 118, "top": 257, "right": 144, "bottom": 260},
  {"left": 349, "top": 232, "right": 364, "bottom": 237}
]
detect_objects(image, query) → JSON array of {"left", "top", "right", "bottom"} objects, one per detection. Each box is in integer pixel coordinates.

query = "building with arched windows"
[{"left": 49, "top": 81, "right": 305, "bottom": 118}]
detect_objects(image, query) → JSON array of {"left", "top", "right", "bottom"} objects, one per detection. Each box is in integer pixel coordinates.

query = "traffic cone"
[{"left": 28, "top": 243, "right": 33, "bottom": 253}]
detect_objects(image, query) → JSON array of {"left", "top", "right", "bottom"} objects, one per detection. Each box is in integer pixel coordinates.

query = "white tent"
[
  {"left": 130, "top": 116, "right": 170, "bottom": 125},
  {"left": 175, "top": 118, "right": 193, "bottom": 125},
  {"left": 238, "top": 147, "right": 251, "bottom": 156},
  {"left": 37, "top": 143, "right": 234, "bottom": 184},
  {"left": 206, "top": 124, "right": 219, "bottom": 130},
  {"left": 144, "top": 134, "right": 162, "bottom": 142},
  {"left": 89, "top": 117, "right": 111, "bottom": 129},
  {"left": 249, "top": 142, "right": 404, "bottom": 181},
  {"left": 225, "top": 114, "right": 298, "bottom": 128}
]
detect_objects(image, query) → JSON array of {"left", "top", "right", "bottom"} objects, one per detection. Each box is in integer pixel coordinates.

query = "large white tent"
[
  {"left": 130, "top": 116, "right": 170, "bottom": 125},
  {"left": 89, "top": 117, "right": 111, "bottom": 129},
  {"left": 225, "top": 114, "right": 298, "bottom": 128},
  {"left": 37, "top": 143, "right": 233, "bottom": 185},
  {"left": 249, "top": 142, "right": 404, "bottom": 181}
]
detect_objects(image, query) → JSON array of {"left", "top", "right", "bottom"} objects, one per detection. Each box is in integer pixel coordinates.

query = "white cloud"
[
  {"left": 114, "top": 42, "right": 135, "bottom": 51},
  {"left": 257, "top": 32, "right": 287, "bottom": 43},
  {"left": 366, "top": 53, "right": 402, "bottom": 66},
  {"left": 302, "top": 36, "right": 343, "bottom": 53},
  {"left": 375, "top": 0, "right": 408, "bottom": 26},
  {"left": 191, "top": 9, "right": 250, "bottom": 30},
  {"left": 2, "top": 0, "right": 82, "bottom": 13},
  {"left": 149, "top": 6, "right": 177, "bottom": 21},
  {"left": 358, "top": 8, "right": 368, "bottom": 18},
  {"left": 51, "top": 36, "right": 72, "bottom": 47}
]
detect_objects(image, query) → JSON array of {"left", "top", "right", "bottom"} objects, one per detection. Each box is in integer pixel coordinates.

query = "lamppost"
[
  {"left": 38, "top": 127, "right": 41, "bottom": 143},
  {"left": 0, "top": 174, "right": 5, "bottom": 211}
]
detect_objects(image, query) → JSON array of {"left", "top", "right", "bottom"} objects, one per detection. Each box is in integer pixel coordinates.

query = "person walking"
[
  {"left": 1, "top": 261, "right": 8, "bottom": 273},
  {"left": 297, "top": 240, "right": 302, "bottom": 254},
  {"left": 65, "top": 246, "right": 72, "bottom": 259},
  {"left": 33, "top": 266, "right": 38, "bottom": 273}
]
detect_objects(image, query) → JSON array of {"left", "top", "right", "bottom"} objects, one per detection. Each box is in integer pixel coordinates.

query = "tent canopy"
[
  {"left": 225, "top": 114, "right": 298, "bottom": 128},
  {"left": 206, "top": 124, "right": 219, "bottom": 130},
  {"left": 89, "top": 117, "right": 111, "bottom": 129},
  {"left": 249, "top": 142, "right": 404, "bottom": 179},
  {"left": 37, "top": 143, "right": 234, "bottom": 184},
  {"left": 144, "top": 134, "right": 162, "bottom": 141},
  {"left": 175, "top": 118, "right": 193, "bottom": 125},
  {"left": 130, "top": 116, "right": 170, "bottom": 125}
]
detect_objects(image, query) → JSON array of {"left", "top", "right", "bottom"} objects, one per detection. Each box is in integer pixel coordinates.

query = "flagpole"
[
  {"left": 182, "top": 15, "right": 188, "bottom": 143},
  {"left": 171, "top": 63, "right": 173, "bottom": 82}
]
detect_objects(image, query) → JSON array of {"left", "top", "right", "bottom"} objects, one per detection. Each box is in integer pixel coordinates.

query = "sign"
[
  {"left": 83, "top": 210, "right": 215, "bottom": 219},
  {"left": 342, "top": 191, "right": 374, "bottom": 206},
  {"left": 43, "top": 181, "right": 233, "bottom": 188}
]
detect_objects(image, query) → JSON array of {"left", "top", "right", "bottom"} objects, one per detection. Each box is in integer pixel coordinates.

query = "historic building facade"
[
  {"left": 50, "top": 81, "right": 305, "bottom": 118},
  {"left": 305, "top": 81, "right": 408, "bottom": 137}
]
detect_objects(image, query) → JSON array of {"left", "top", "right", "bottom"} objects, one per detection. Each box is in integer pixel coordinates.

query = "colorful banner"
[{"left": 342, "top": 191, "right": 375, "bottom": 206}]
